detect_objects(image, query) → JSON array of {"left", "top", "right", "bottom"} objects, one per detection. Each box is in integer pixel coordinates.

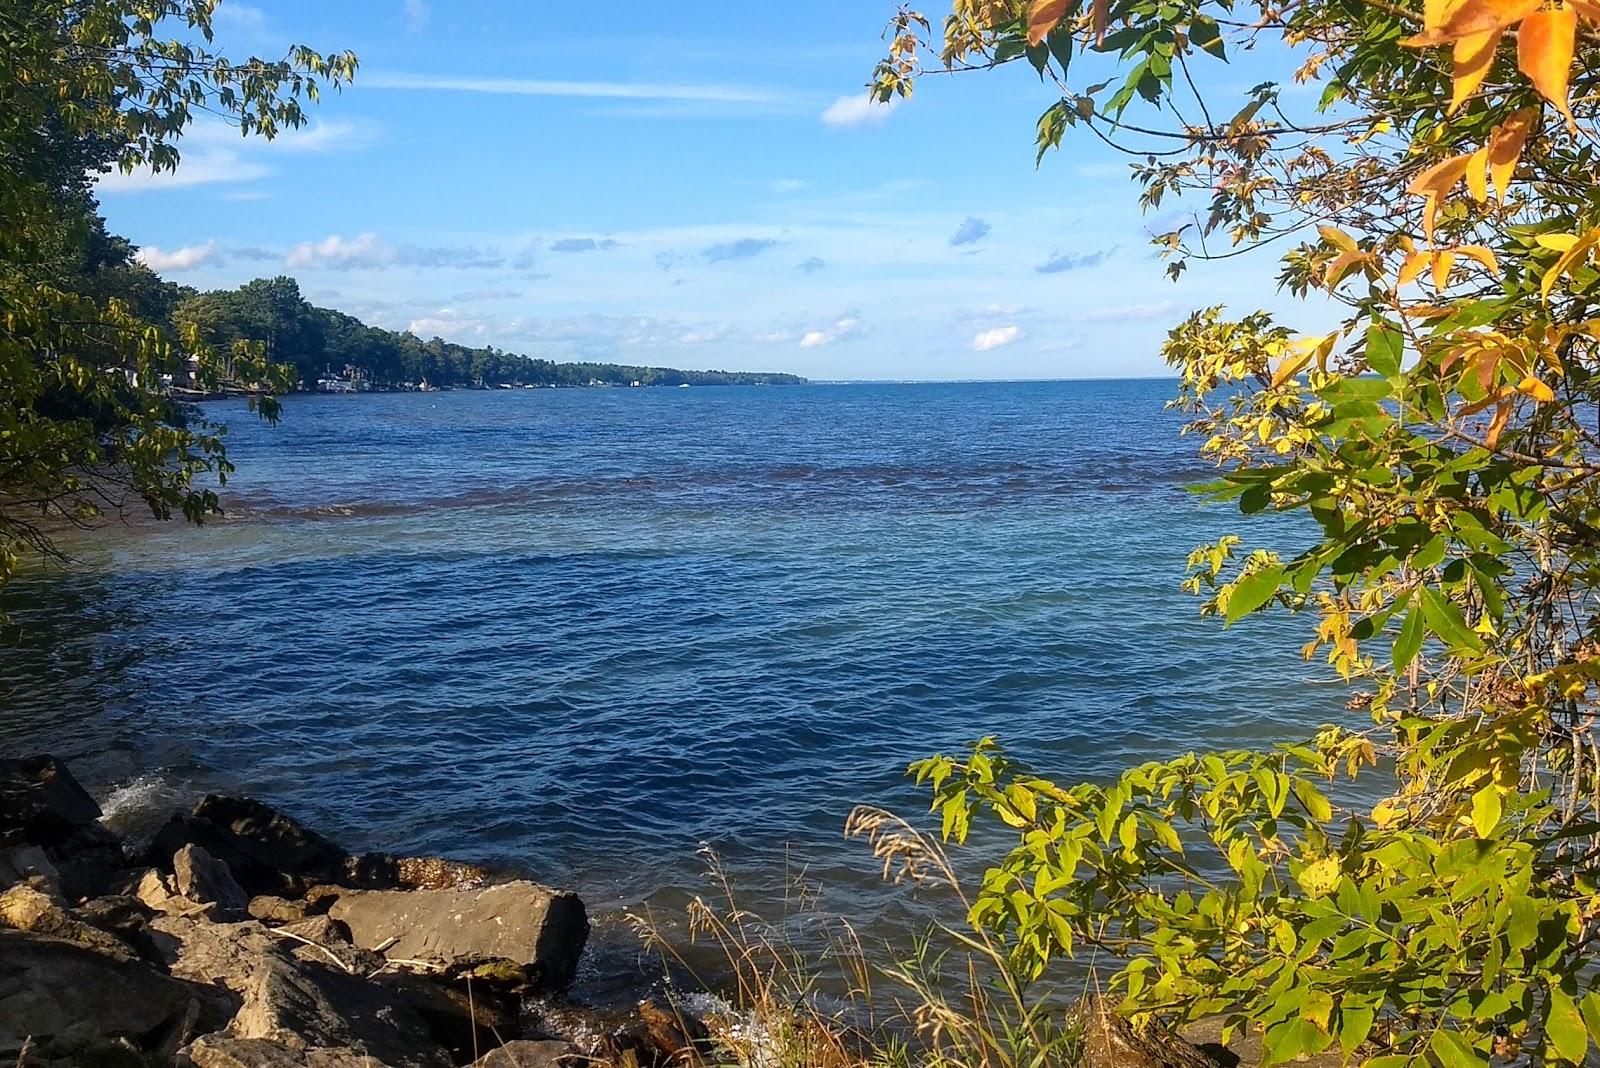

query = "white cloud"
[
  {"left": 96, "top": 120, "right": 370, "bottom": 194},
  {"left": 1069, "top": 302, "right": 1174, "bottom": 322},
  {"left": 286, "top": 233, "right": 390, "bottom": 269},
  {"left": 820, "top": 93, "right": 899, "bottom": 128},
  {"left": 971, "top": 325, "right": 1022, "bottom": 351},
  {"left": 402, "top": 0, "right": 429, "bottom": 31},
  {"left": 212, "top": 2, "right": 267, "bottom": 32},
  {"left": 136, "top": 242, "right": 218, "bottom": 272},
  {"left": 98, "top": 151, "right": 269, "bottom": 193},
  {"left": 676, "top": 325, "right": 729, "bottom": 344},
  {"left": 407, "top": 308, "right": 490, "bottom": 339},
  {"left": 799, "top": 316, "right": 863, "bottom": 348},
  {"left": 364, "top": 73, "right": 783, "bottom": 104},
  {"left": 284, "top": 233, "right": 503, "bottom": 270}
]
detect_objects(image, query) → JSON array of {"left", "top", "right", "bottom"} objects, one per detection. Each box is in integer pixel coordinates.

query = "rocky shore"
[{"left": 0, "top": 756, "right": 723, "bottom": 1068}]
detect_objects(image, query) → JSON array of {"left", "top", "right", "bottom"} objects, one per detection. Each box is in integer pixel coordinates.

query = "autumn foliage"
[{"left": 875, "top": 0, "right": 1600, "bottom": 1063}]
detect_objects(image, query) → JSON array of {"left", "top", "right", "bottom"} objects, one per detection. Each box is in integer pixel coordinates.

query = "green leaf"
[
  {"left": 1338, "top": 1005, "right": 1375, "bottom": 1058},
  {"left": 1189, "top": 16, "right": 1225, "bottom": 58},
  {"left": 1421, "top": 586, "right": 1484, "bottom": 652},
  {"left": 1293, "top": 777, "right": 1334, "bottom": 822},
  {"left": 1226, "top": 565, "right": 1285, "bottom": 625},
  {"left": 1548, "top": 989, "right": 1589, "bottom": 1063},
  {"left": 1579, "top": 992, "right": 1600, "bottom": 1046},
  {"left": 1392, "top": 602, "right": 1424, "bottom": 673},
  {"left": 1430, "top": 1028, "right": 1486, "bottom": 1068},
  {"left": 1470, "top": 784, "right": 1501, "bottom": 837},
  {"left": 1365, "top": 321, "right": 1404, "bottom": 377}
]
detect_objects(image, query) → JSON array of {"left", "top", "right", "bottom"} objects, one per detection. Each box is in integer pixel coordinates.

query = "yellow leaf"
[
  {"left": 1408, "top": 154, "right": 1471, "bottom": 242},
  {"left": 1487, "top": 107, "right": 1537, "bottom": 200},
  {"left": 1319, "top": 225, "right": 1358, "bottom": 251},
  {"left": 1471, "top": 783, "right": 1502, "bottom": 836},
  {"left": 1398, "top": 250, "right": 1432, "bottom": 286},
  {"left": 1572, "top": 0, "right": 1600, "bottom": 19},
  {"left": 1541, "top": 230, "right": 1600, "bottom": 299},
  {"left": 1537, "top": 232, "right": 1579, "bottom": 251},
  {"left": 1407, "top": 153, "right": 1472, "bottom": 197},
  {"left": 1450, "top": 28, "right": 1502, "bottom": 113},
  {"left": 1026, "top": 0, "right": 1070, "bottom": 46},
  {"left": 1432, "top": 250, "right": 1457, "bottom": 289},
  {"left": 1403, "top": 0, "right": 1540, "bottom": 44},
  {"left": 1517, "top": 375, "right": 1555, "bottom": 402},
  {"left": 1517, "top": 7, "right": 1577, "bottom": 122},
  {"left": 1464, "top": 146, "right": 1489, "bottom": 201},
  {"left": 1272, "top": 349, "right": 1314, "bottom": 388},
  {"left": 1456, "top": 244, "right": 1500, "bottom": 274},
  {"left": 1091, "top": 0, "right": 1109, "bottom": 45},
  {"left": 1326, "top": 249, "right": 1370, "bottom": 286},
  {"left": 1485, "top": 400, "right": 1512, "bottom": 448},
  {"left": 1295, "top": 855, "right": 1341, "bottom": 898}
]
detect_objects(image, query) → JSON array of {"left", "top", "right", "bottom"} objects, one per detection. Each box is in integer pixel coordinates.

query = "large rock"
[
  {"left": 229, "top": 956, "right": 450, "bottom": 1068},
  {"left": 149, "top": 795, "right": 492, "bottom": 898},
  {"left": 474, "top": 1040, "right": 580, "bottom": 1068},
  {"left": 149, "top": 914, "right": 463, "bottom": 1068},
  {"left": 0, "top": 756, "right": 100, "bottom": 838},
  {"left": 327, "top": 881, "right": 589, "bottom": 990},
  {"left": 0, "top": 928, "right": 210, "bottom": 1059},
  {"left": 149, "top": 797, "right": 350, "bottom": 898},
  {"left": 0, "top": 882, "right": 133, "bottom": 959},
  {"left": 181, "top": 1033, "right": 382, "bottom": 1067},
  {"left": 175, "top": 843, "right": 250, "bottom": 917},
  {"left": 0, "top": 756, "right": 124, "bottom": 900}
]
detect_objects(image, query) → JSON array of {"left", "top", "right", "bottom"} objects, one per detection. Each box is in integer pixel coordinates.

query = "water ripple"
[{"left": 0, "top": 380, "right": 1336, "bottom": 951}]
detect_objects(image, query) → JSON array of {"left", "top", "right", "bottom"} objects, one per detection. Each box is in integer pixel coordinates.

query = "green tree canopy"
[{"left": 0, "top": 1, "right": 355, "bottom": 606}]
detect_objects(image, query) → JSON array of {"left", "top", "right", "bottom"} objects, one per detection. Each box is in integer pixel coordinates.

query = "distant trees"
[
  {"left": 0, "top": 0, "right": 354, "bottom": 609},
  {"left": 173, "top": 277, "right": 807, "bottom": 390}
]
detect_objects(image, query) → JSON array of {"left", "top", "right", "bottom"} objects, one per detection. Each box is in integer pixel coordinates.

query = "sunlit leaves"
[
  {"left": 1517, "top": 8, "right": 1578, "bottom": 123},
  {"left": 1224, "top": 563, "right": 1285, "bottom": 623},
  {"left": 1486, "top": 107, "right": 1538, "bottom": 200},
  {"left": 890, "top": 0, "right": 1600, "bottom": 1062},
  {"left": 1026, "top": 0, "right": 1071, "bottom": 45}
]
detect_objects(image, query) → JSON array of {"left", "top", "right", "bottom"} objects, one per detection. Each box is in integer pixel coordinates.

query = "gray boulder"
[
  {"left": 0, "top": 882, "right": 133, "bottom": 959},
  {"left": 149, "top": 914, "right": 457, "bottom": 1068},
  {"left": 474, "top": 1040, "right": 581, "bottom": 1067},
  {"left": 0, "top": 756, "right": 124, "bottom": 900},
  {"left": 175, "top": 844, "right": 250, "bottom": 917},
  {"left": 0, "top": 928, "right": 210, "bottom": 1058},
  {"left": 181, "top": 1032, "right": 398, "bottom": 1067},
  {"left": 327, "top": 881, "right": 589, "bottom": 990}
]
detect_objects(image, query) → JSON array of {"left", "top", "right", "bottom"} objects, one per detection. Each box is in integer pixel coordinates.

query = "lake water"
[{"left": 0, "top": 380, "right": 1340, "bottom": 977}]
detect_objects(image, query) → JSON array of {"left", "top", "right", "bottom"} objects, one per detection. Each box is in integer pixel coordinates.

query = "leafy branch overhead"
[
  {"left": 877, "top": 0, "right": 1600, "bottom": 1063},
  {"left": 0, "top": 1, "right": 355, "bottom": 608}
]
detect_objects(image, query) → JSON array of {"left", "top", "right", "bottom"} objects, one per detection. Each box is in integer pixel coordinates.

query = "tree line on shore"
[{"left": 170, "top": 276, "right": 806, "bottom": 391}]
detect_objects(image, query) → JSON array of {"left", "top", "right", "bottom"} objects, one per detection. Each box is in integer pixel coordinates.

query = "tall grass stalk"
[{"left": 626, "top": 809, "right": 1084, "bottom": 1068}]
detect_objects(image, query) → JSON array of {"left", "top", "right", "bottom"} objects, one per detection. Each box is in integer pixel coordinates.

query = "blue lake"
[{"left": 0, "top": 379, "right": 1340, "bottom": 961}]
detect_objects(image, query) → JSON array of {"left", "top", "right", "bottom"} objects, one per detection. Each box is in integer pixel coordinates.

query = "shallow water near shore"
[{"left": 0, "top": 379, "right": 1339, "bottom": 979}]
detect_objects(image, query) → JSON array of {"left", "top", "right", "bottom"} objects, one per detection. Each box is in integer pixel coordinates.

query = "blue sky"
[{"left": 102, "top": 0, "right": 1327, "bottom": 381}]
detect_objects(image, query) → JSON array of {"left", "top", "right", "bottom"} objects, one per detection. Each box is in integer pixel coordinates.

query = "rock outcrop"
[
  {"left": 327, "top": 881, "right": 589, "bottom": 990},
  {"left": 1, "top": 757, "right": 596, "bottom": 1068},
  {"left": 1, "top": 756, "right": 125, "bottom": 900}
]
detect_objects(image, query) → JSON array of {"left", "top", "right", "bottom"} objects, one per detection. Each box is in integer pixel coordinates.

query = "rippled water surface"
[{"left": 0, "top": 380, "right": 1338, "bottom": 952}]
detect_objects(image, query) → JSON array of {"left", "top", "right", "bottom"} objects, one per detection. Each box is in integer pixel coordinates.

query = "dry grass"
[{"left": 626, "top": 808, "right": 1085, "bottom": 1068}]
